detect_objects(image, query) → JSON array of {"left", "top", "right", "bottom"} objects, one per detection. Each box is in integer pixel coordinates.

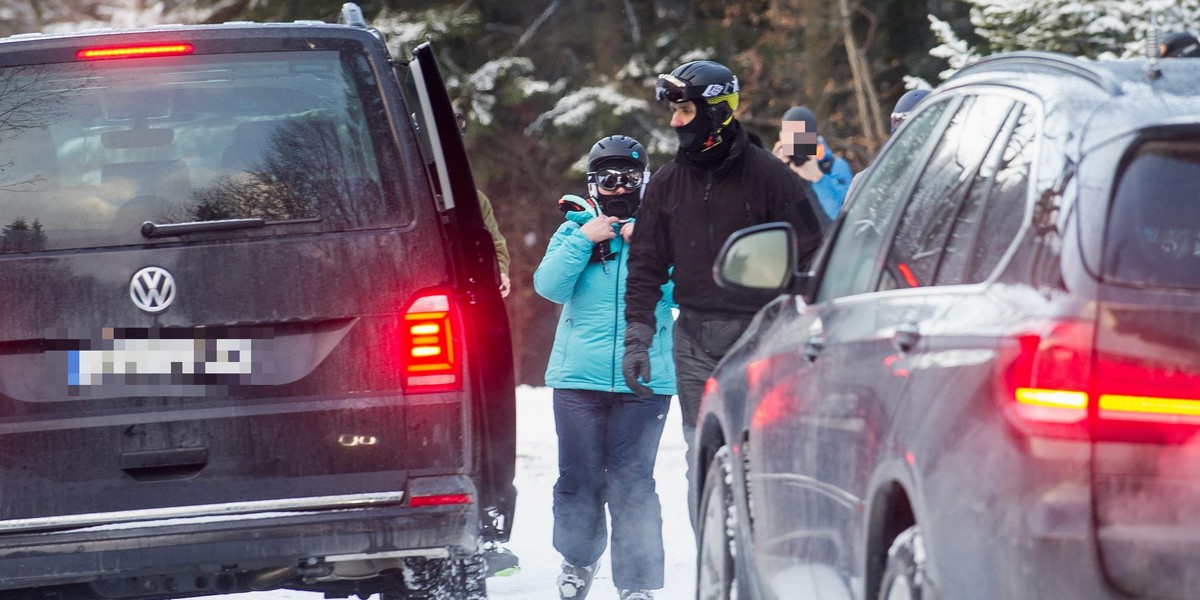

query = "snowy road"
[{"left": 227, "top": 385, "right": 697, "bottom": 600}]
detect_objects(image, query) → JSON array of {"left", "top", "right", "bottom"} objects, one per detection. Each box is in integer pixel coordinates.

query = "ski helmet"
[
  {"left": 586, "top": 134, "right": 650, "bottom": 219},
  {"left": 656, "top": 60, "right": 740, "bottom": 129}
]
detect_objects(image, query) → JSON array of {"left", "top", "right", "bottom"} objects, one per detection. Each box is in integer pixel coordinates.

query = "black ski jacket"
[{"left": 625, "top": 121, "right": 825, "bottom": 328}]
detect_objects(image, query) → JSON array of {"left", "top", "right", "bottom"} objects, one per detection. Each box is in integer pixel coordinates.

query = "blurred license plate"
[{"left": 68, "top": 337, "right": 255, "bottom": 386}]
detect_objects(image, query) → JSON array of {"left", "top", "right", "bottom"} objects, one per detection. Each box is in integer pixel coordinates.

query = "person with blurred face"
[
  {"left": 535, "top": 135, "right": 676, "bottom": 600},
  {"left": 773, "top": 105, "right": 854, "bottom": 220},
  {"left": 622, "top": 59, "right": 825, "bottom": 530}
]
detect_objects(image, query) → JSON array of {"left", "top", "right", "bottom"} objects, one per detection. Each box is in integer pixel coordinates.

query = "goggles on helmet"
[
  {"left": 655, "top": 74, "right": 691, "bottom": 103},
  {"left": 592, "top": 167, "right": 645, "bottom": 191},
  {"left": 656, "top": 73, "right": 739, "bottom": 103}
]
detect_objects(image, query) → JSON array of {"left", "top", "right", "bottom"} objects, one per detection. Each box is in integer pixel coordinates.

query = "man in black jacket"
[{"left": 621, "top": 59, "right": 825, "bottom": 527}]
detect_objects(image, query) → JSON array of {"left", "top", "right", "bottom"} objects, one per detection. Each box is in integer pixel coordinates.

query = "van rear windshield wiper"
[{"left": 140, "top": 217, "right": 323, "bottom": 238}]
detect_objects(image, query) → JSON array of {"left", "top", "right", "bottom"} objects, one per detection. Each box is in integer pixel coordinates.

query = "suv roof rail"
[{"left": 950, "top": 51, "right": 1123, "bottom": 95}]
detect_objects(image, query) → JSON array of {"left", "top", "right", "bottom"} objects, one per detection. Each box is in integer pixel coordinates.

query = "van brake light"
[
  {"left": 402, "top": 292, "right": 461, "bottom": 393},
  {"left": 77, "top": 43, "right": 195, "bottom": 61}
]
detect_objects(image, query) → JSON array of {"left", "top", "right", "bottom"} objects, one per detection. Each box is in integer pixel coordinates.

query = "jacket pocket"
[{"left": 549, "top": 318, "right": 573, "bottom": 377}]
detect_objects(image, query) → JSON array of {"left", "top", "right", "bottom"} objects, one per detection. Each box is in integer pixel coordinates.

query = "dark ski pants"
[
  {"left": 552, "top": 388, "right": 669, "bottom": 591},
  {"left": 673, "top": 311, "right": 750, "bottom": 533}
]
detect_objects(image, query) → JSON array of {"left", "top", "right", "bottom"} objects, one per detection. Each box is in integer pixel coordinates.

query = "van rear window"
[
  {"left": 0, "top": 50, "right": 410, "bottom": 253},
  {"left": 1104, "top": 140, "right": 1200, "bottom": 289}
]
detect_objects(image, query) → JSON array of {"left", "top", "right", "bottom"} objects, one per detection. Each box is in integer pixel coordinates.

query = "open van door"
[{"left": 401, "top": 41, "right": 518, "bottom": 544}]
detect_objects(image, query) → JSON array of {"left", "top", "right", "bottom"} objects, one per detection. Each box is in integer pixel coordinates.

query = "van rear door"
[{"left": 403, "top": 41, "right": 517, "bottom": 541}]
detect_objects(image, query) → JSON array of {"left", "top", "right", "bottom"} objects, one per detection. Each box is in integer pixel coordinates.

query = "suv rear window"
[
  {"left": 0, "top": 50, "right": 410, "bottom": 253},
  {"left": 1104, "top": 139, "right": 1200, "bottom": 289}
]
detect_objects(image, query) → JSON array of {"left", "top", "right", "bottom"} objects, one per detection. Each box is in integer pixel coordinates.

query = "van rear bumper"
[{"left": 0, "top": 487, "right": 478, "bottom": 594}]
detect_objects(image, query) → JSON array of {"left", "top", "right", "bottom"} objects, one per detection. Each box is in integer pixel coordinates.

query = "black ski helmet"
[
  {"left": 656, "top": 60, "right": 740, "bottom": 128},
  {"left": 587, "top": 134, "right": 648, "bottom": 173},
  {"left": 586, "top": 134, "right": 650, "bottom": 219}
]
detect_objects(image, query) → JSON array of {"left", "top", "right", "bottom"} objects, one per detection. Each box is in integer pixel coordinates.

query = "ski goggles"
[
  {"left": 655, "top": 74, "right": 690, "bottom": 103},
  {"left": 593, "top": 167, "right": 645, "bottom": 191}
]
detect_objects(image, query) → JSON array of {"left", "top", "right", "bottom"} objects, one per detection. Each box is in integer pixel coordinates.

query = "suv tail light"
[
  {"left": 401, "top": 291, "right": 462, "bottom": 393},
  {"left": 997, "top": 320, "right": 1093, "bottom": 440},
  {"left": 998, "top": 319, "right": 1200, "bottom": 443}
]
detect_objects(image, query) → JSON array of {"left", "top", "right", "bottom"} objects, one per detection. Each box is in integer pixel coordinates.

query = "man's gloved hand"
[{"left": 622, "top": 321, "right": 655, "bottom": 398}]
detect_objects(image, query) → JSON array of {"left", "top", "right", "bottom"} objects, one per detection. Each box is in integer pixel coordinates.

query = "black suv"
[
  {"left": 0, "top": 5, "right": 514, "bottom": 599},
  {"left": 695, "top": 51, "right": 1200, "bottom": 600}
]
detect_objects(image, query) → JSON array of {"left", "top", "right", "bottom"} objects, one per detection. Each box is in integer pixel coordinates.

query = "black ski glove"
[{"left": 622, "top": 321, "right": 655, "bottom": 398}]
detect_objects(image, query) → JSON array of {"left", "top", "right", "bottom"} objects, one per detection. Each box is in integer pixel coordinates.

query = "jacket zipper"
[
  {"left": 704, "top": 171, "right": 715, "bottom": 272},
  {"left": 611, "top": 232, "right": 625, "bottom": 392}
]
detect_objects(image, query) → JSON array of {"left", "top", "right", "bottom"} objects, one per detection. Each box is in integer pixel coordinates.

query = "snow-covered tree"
[
  {"left": 928, "top": 0, "right": 1200, "bottom": 81},
  {"left": 0, "top": 0, "right": 260, "bottom": 36}
]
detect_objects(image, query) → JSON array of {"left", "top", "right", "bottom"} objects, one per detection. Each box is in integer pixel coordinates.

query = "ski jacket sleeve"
[
  {"left": 767, "top": 160, "right": 826, "bottom": 270},
  {"left": 476, "top": 190, "right": 510, "bottom": 277},
  {"left": 624, "top": 175, "right": 673, "bottom": 330},
  {"left": 533, "top": 221, "right": 595, "bottom": 305}
]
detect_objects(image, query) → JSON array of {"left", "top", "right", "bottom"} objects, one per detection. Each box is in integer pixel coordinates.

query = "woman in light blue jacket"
[{"left": 533, "top": 135, "right": 675, "bottom": 600}]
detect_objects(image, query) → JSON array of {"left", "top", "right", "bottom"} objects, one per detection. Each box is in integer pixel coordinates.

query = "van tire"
[{"left": 393, "top": 556, "right": 455, "bottom": 599}]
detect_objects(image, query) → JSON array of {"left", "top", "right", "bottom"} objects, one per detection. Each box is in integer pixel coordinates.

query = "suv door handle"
[
  {"left": 892, "top": 322, "right": 921, "bottom": 353},
  {"left": 804, "top": 335, "right": 825, "bottom": 364}
]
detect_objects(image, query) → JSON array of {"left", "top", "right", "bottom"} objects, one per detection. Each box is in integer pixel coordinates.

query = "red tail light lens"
[
  {"left": 998, "top": 319, "right": 1200, "bottom": 443},
  {"left": 997, "top": 320, "right": 1094, "bottom": 440},
  {"left": 402, "top": 292, "right": 461, "bottom": 393},
  {"left": 1093, "top": 353, "right": 1200, "bottom": 443},
  {"left": 409, "top": 493, "right": 471, "bottom": 507},
  {"left": 76, "top": 43, "right": 195, "bottom": 61}
]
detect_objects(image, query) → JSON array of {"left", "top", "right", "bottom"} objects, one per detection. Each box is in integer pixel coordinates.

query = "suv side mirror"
[{"left": 714, "top": 222, "right": 810, "bottom": 297}]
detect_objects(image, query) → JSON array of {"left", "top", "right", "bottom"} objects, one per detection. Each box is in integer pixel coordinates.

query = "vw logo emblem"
[{"left": 129, "top": 267, "right": 176, "bottom": 313}]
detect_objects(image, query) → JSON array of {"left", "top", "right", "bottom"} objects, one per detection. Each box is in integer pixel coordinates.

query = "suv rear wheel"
[{"left": 879, "top": 525, "right": 935, "bottom": 600}]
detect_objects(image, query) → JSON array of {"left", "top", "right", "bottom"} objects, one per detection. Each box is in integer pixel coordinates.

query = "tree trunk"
[{"left": 835, "top": 0, "right": 887, "bottom": 152}]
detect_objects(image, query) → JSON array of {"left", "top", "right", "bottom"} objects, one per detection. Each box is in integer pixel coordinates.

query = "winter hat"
[
  {"left": 1161, "top": 32, "right": 1200, "bottom": 58},
  {"left": 781, "top": 106, "right": 818, "bottom": 133}
]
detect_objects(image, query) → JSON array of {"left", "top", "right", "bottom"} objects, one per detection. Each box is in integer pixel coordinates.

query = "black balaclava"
[
  {"left": 590, "top": 158, "right": 642, "bottom": 221},
  {"left": 676, "top": 100, "right": 715, "bottom": 154},
  {"left": 679, "top": 101, "right": 736, "bottom": 166}
]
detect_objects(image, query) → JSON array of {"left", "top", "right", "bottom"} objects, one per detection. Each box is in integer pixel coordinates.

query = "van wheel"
[
  {"left": 393, "top": 556, "right": 455, "bottom": 600},
  {"left": 879, "top": 525, "right": 935, "bottom": 600},
  {"left": 454, "top": 552, "right": 488, "bottom": 600},
  {"left": 384, "top": 553, "right": 487, "bottom": 600},
  {"left": 696, "top": 445, "right": 739, "bottom": 600}
]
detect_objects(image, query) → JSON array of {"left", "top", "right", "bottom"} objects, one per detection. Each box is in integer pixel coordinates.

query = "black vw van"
[{"left": 0, "top": 4, "right": 514, "bottom": 599}]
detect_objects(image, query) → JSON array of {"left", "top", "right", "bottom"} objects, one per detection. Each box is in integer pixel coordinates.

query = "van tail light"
[
  {"left": 998, "top": 319, "right": 1200, "bottom": 443},
  {"left": 409, "top": 493, "right": 471, "bottom": 507},
  {"left": 401, "top": 291, "right": 461, "bottom": 393},
  {"left": 76, "top": 43, "right": 195, "bottom": 61}
]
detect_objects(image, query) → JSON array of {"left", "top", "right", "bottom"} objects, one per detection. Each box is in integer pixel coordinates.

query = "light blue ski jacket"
[{"left": 534, "top": 210, "right": 676, "bottom": 395}]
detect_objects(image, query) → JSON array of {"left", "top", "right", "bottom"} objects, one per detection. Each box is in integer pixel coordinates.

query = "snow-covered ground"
[{"left": 229, "top": 384, "right": 697, "bottom": 600}]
